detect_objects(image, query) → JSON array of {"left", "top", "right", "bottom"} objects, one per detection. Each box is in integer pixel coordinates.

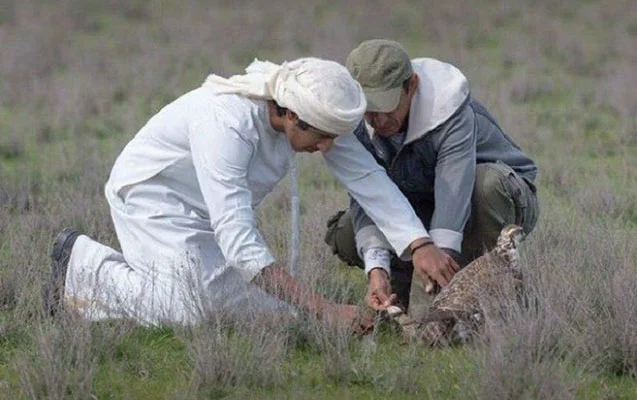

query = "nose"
[
  {"left": 365, "top": 112, "right": 387, "bottom": 128},
  {"left": 316, "top": 137, "right": 335, "bottom": 154}
]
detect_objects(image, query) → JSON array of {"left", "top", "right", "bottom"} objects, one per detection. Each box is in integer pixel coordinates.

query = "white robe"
[{"left": 65, "top": 88, "right": 427, "bottom": 324}]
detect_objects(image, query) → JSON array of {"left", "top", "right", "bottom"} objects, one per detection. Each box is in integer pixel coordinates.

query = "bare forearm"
[{"left": 252, "top": 265, "right": 326, "bottom": 318}]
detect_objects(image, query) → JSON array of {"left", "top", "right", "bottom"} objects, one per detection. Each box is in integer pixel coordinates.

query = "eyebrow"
[{"left": 313, "top": 128, "right": 338, "bottom": 139}]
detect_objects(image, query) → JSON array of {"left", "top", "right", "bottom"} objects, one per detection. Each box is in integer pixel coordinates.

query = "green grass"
[
  {"left": 2, "top": 320, "right": 635, "bottom": 399},
  {"left": 92, "top": 327, "right": 190, "bottom": 399}
]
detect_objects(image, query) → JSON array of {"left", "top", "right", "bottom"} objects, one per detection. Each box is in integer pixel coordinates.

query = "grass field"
[{"left": 1, "top": 0, "right": 636, "bottom": 398}]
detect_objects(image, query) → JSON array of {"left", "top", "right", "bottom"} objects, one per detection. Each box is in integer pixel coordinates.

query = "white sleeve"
[
  {"left": 363, "top": 248, "right": 391, "bottom": 277},
  {"left": 323, "top": 133, "right": 430, "bottom": 260},
  {"left": 189, "top": 114, "right": 275, "bottom": 282}
]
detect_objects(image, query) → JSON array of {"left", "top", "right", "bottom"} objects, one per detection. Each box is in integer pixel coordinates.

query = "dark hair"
[
  {"left": 273, "top": 102, "right": 313, "bottom": 130},
  {"left": 273, "top": 102, "right": 287, "bottom": 117},
  {"left": 296, "top": 119, "right": 311, "bottom": 130}
]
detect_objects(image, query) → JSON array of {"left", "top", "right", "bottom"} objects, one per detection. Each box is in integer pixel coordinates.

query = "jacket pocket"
[{"left": 494, "top": 161, "right": 528, "bottom": 227}]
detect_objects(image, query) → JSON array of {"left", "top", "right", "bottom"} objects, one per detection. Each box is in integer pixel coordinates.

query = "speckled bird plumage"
[{"left": 390, "top": 224, "right": 526, "bottom": 346}]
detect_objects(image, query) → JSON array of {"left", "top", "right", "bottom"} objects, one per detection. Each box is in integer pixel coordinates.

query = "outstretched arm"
[
  {"left": 254, "top": 264, "right": 372, "bottom": 331},
  {"left": 350, "top": 198, "right": 396, "bottom": 309},
  {"left": 253, "top": 264, "right": 327, "bottom": 317},
  {"left": 323, "top": 133, "right": 430, "bottom": 260},
  {"left": 334, "top": 132, "right": 458, "bottom": 291}
]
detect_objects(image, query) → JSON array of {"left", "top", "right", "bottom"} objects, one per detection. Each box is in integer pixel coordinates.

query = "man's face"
[
  {"left": 364, "top": 75, "right": 418, "bottom": 138},
  {"left": 364, "top": 90, "right": 411, "bottom": 138},
  {"left": 284, "top": 113, "right": 337, "bottom": 153}
]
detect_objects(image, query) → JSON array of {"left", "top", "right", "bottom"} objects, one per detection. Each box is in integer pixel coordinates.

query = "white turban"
[{"left": 202, "top": 57, "right": 367, "bottom": 135}]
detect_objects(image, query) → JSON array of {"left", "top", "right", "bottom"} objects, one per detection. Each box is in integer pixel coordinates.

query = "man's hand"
[
  {"left": 365, "top": 268, "right": 397, "bottom": 310},
  {"left": 411, "top": 240, "right": 460, "bottom": 289}
]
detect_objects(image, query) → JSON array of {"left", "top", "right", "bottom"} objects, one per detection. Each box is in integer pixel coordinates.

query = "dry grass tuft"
[
  {"left": 14, "top": 319, "right": 97, "bottom": 400},
  {"left": 182, "top": 311, "right": 291, "bottom": 397}
]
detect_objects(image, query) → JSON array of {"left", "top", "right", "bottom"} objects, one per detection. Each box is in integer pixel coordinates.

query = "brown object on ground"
[{"left": 388, "top": 225, "right": 526, "bottom": 346}]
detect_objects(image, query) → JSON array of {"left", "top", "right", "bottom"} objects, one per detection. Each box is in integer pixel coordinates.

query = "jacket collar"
[
  {"left": 366, "top": 58, "right": 469, "bottom": 146},
  {"left": 404, "top": 58, "right": 469, "bottom": 144}
]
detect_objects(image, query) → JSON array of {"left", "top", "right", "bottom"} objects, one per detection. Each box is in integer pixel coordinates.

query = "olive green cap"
[{"left": 346, "top": 39, "right": 413, "bottom": 112}]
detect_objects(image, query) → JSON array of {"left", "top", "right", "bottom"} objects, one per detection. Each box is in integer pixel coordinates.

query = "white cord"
[{"left": 288, "top": 151, "right": 300, "bottom": 276}]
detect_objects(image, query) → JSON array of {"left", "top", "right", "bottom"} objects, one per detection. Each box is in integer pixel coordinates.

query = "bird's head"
[
  {"left": 494, "top": 224, "right": 525, "bottom": 263},
  {"left": 499, "top": 224, "right": 525, "bottom": 248}
]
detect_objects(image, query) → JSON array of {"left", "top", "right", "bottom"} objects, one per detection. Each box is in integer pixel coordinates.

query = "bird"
[{"left": 387, "top": 224, "right": 526, "bottom": 346}]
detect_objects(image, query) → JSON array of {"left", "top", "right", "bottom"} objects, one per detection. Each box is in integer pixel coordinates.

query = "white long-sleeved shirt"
[{"left": 106, "top": 87, "right": 428, "bottom": 281}]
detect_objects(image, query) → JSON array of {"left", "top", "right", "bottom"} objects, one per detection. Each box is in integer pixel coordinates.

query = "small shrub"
[
  {"left": 183, "top": 312, "right": 290, "bottom": 396},
  {"left": 0, "top": 137, "right": 24, "bottom": 160}
]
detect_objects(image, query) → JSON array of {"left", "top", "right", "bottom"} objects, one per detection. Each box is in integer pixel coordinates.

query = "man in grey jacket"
[{"left": 325, "top": 40, "right": 539, "bottom": 311}]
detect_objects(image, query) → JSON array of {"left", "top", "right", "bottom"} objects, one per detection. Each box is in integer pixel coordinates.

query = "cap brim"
[{"left": 364, "top": 86, "right": 402, "bottom": 113}]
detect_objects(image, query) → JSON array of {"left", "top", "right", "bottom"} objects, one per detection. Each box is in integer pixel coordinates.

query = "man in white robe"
[{"left": 46, "top": 57, "right": 447, "bottom": 327}]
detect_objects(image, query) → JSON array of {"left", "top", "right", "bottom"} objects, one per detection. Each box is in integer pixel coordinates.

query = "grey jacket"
[{"left": 351, "top": 58, "right": 537, "bottom": 262}]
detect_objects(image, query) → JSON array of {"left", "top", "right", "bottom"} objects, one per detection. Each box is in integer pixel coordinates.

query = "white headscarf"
[{"left": 202, "top": 57, "right": 366, "bottom": 135}]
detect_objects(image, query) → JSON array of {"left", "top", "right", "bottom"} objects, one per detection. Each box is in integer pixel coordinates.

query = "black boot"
[{"left": 43, "top": 228, "right": 81, "bottom": 317}]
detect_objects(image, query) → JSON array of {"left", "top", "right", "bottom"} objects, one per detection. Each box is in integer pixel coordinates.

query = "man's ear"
[
  {"left": 285, "top": 109, "right": 299, "bottom": 123},
  {"left": 409, "top": 73, "right": 419, "bottom": 94}
]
